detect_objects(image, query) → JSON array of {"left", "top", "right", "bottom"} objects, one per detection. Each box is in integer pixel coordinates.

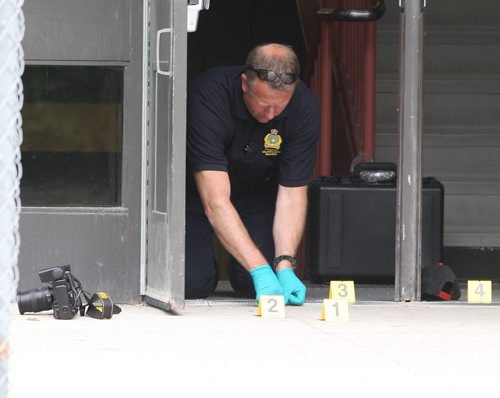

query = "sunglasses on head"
[{"left": 246, "top": 66, "right": 298, "bottom": 85}]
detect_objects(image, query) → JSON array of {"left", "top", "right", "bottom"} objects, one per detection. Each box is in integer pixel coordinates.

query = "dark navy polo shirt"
[{"left": 186, "top": 65, "right": 320, "bottom": 198}]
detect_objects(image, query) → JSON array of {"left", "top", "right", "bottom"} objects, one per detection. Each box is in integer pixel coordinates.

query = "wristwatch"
[{"left": 273, "top": 255, "right": 297, "bottom": 270}]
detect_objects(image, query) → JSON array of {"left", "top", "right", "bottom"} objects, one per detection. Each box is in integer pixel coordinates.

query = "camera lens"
[{"left": 17, "top": 287, "right": 53, "bottom": 314}]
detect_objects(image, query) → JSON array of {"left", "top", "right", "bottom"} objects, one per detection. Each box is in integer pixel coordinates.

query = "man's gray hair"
[{"left": 246, "top": 43, "right": 300, "bottom": 91}]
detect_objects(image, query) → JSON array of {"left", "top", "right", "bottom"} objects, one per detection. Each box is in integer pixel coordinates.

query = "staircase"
[{"left": 375, "top": 1, "right": 500, "bottom": 256}]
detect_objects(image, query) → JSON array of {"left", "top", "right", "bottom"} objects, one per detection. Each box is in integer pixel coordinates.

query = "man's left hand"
[{"left": 276, "top": 268, "right": 306, "bottom": 305}]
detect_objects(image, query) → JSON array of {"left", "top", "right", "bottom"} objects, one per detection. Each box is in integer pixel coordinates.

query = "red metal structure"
[
  {"left": 297, "top": 0, "right": 384, "bottom": 277},
  {"left": 309, "top": 0, "right": 383, "bottom": 177}
]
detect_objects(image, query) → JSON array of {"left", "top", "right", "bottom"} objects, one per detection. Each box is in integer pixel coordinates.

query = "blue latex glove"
[
  {"left": 276, "top": 268, "right": 306, "bottom": 305},
  {"left": 250, "top": 264, "right": 284, "bottom": 302}
]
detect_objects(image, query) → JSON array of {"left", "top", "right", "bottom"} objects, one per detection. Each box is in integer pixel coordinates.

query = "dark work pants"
[{"left": 185, "top": 187, "right": 277, "bottom": 299}]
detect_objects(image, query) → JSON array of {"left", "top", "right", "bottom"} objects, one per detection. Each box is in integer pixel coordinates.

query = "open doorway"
[
  {"left": 187, "top": 0, "right": 307, "bottom": 82},
  {"left": 186, "top": 0, "right": 309, "bottom": 287}
]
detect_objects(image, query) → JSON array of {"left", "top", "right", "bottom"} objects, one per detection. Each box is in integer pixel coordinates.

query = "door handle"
[{"left": 156, "top": 28, "right": 172, "bottom": 76}]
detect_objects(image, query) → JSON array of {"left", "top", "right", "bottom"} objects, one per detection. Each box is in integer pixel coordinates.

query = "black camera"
[{"left": 17, "top": 265, "right": 85, "bottom": 320}]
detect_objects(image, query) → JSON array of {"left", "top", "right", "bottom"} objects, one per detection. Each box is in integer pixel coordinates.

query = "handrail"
[{"left": 318, "top": 0, "right": 385, "bottom": 21}]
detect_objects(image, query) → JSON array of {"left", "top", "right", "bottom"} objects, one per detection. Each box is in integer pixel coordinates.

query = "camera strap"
[{"left": 85, "top": 292, "right": 121, "bottom": 319}]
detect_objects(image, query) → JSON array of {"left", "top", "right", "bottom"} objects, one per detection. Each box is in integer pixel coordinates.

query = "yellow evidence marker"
[
  {"left": 467, "top": 280, "right": 492, "bottom": 304},
  {"left": 257, "top": 295, "right": 285, "bottom": 318},
  {"left": 329, "top": 281, "right": 356, "bottom": 304},
  {"left": 320, "top": 299, "right": 349, "bottom": 322}
]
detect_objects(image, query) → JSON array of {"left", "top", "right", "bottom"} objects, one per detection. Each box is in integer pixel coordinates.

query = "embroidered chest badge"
[{"left": 262, "top": 129, "right": 282, "bottom": 156}]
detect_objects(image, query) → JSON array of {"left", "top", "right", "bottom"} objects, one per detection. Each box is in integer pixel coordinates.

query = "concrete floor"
[{"left": 7, "top": 284, "right": 500, "bottom": 398}]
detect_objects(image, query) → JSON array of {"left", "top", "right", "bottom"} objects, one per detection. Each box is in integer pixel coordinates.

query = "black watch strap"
[{"left": 273, "top": 255, "right": 297, "bottom": 270}]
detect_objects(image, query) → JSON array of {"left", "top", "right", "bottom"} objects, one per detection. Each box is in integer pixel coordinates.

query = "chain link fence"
[{"left": 0, "top": 0, "right": 25, "bottom": 395}]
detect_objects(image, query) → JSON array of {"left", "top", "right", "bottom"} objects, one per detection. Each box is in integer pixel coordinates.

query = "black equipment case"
[{"left": 307, "top": 176, "right": 444, "bottom": 283}]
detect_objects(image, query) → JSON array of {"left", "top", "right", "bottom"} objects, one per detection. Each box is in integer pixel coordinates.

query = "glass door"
[{"left": 17, "top": 0, "right": 143, "bottom": 302}]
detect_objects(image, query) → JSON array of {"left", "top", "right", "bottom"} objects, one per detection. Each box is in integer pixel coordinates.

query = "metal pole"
[
  {"left": 319, "top": 20, "right": 333, "bottom": 176},
  {"left": 395, "top": 0, "right": 425, "bottom": 301},
  {"left": 363, "top": 20, "right": 376, "bottom": 160}
]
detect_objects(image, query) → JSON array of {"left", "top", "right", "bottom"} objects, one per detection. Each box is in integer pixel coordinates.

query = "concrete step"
[
  {"left": 377, "top": 28, "right": 500, "bottom": 77},
  {"left": 376, "top": 83, "right": 500, "bottom": 126}
]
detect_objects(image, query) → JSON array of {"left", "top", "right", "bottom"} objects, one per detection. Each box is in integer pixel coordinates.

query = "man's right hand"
[{"left": 249, "top": 264, "right": 284, "bottom": 302}]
